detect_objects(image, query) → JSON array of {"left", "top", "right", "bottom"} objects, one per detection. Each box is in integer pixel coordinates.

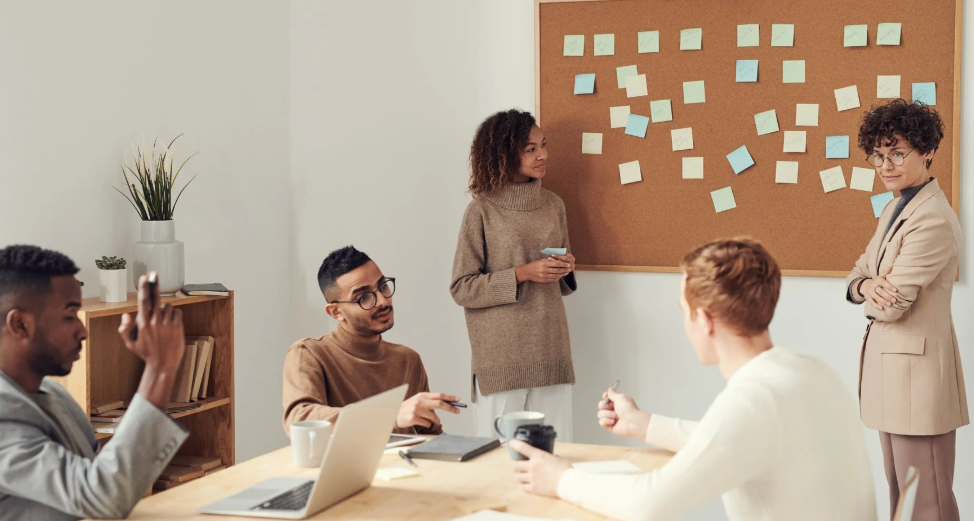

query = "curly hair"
[
  {"left": 0, "top": 245, "right": 80, "bottom": 312},
  {"left": 858, "top": 99, "right": 945, "bottom": 168},
  {"left": 468, "top": 109, "right": 536, "bottom": 195}
]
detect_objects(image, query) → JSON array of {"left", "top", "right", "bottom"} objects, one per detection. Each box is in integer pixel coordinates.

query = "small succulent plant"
[{"left": 95, "top": 256, "right": 127, "bottom": 270}]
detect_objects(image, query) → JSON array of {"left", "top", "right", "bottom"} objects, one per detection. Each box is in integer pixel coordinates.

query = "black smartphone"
[{"left": 130, "top": 273, "right": 158, "bottom": 341}]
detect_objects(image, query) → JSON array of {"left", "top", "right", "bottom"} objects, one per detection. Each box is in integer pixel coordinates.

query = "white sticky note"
[
  {"left": 650, "top": 99, "right": 673, "bottom": 122},
  {"left": 711, "top": 187, "right": 737, "bottom": 213},
  {"left": 820, "top": 166, "right": 846, "bottom": 193},
  {"left": 878, "top": 75, "right": 901, "bottom": 98},
  {"left": 626, "top": 74, "right": 648, "bottom": 98},
  {"left": 754, "top": 109, "right": 779, "bottom": 136},
  {"left": 619, "top": 160, "right": 642, "bottom": 185},
  {"left": 776, "top": 161, "right": 799, "bottom": 184},
  {"left": 738, "top": 24, "right": 759, "bottom": 47},
  {"left": 638, "top": 31, "right": 660, "bottom": 53},
  {"left": 783, "top": 131, "right": 807, "bottom": 152},
  {"left": 682, "top": 157, "right": 704, "bottom": 179},
  {"left": 573, "top": 461, "right": 643, "bottom": 474},
  {"left": 851, "top": 167, "right": 876, "bottom": 192},
  {"left": 683, "top": 80, "right": 705, "bottom": 104},
  {"left": 594, "top": 34, "right": 615, "bottom": 56},
  {"left": 616, "top": 65, "right": 638, "bottom": 89},
  {"left": 581, "top": 133, "right": 602, "bottom": 154},
  {"left": 375, "top": 467, "right": 419, "bottom": 481},
  {"left": 564, "top": 35, "right": 584, "bottom": 56},
  {"left": 796, "top": 104, "right": 819, "bottom": 126},
  {"left": 771, "top": 24, "right": 795, "bottom": 47},
  {"left": 671, "top": 127, "right": 693, "bottom": 151},
  {"left": 610, "top": 106, "right": 631, "bottom": 128},
  {"left": 680, "top": 28, "right": 702, "bottom": 50},
  {"left": 782, "top": 60, "right": 805, "bottom": 83},
  {"left": 877, "top": 23, "right": 902, "bottom": 45},
  {"left": 834, "top": 85, "right": 861, "bottom": 111},
  {"left": 844, "top": 25, "right": 868, "bottom": 47}
]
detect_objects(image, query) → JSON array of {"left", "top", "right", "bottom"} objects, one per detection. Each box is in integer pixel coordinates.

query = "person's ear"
[
  {"left": 925, "top": 150, "right": 936, "bottom": 169},
  {"left": 324, "top": 303, "right": 342, "bottom": 321},
  {"left": 4, "top": 309, "right": 34, "bottom": 342},
  {"left": 696, "top": 308, "right": 715, "bottom": 336}
]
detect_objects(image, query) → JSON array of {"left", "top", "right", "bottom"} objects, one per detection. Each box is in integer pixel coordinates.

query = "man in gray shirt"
[{"left": 0, "top": 245, "right": 189, "bottom": 520}]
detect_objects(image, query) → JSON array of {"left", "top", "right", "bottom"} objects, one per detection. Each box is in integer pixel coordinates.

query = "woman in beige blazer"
[{"left": 847, "top": 99, "right": 967, "bottom": 521}]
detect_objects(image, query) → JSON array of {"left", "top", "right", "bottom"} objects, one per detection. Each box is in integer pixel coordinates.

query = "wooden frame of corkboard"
[{"left": 535, "top": 0, "right": 962, "bottom": 277}]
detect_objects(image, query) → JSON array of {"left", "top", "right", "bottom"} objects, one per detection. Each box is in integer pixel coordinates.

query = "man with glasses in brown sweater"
[{"left": 282, "top": 246, "right": 460, "bottom": 435}]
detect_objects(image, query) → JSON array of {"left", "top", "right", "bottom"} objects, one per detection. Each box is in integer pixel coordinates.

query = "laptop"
[{"left": 199, "top": 384, "right": 407, "bottom": 519}]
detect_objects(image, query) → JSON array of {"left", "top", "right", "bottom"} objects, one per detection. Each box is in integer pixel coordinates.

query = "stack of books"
[
  {"left": 170, "top": 335, "right": 216, "bottom": 403},
  {"left": 153, "top": 455, "right": 224, "bottom": 491}
]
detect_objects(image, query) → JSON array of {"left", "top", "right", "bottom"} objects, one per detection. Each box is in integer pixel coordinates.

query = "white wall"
[{"left": 0, "top": 0, "right": 291, "bottom": 462}]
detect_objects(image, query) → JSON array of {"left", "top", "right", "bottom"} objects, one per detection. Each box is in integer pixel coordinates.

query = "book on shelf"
[
  {"left": 170, "top": 455, "right": 223, "bottom": 471},
  {"left": 170, "top": 341, "right": 198, "bottom": 403},
  {"left": 164, "top": 402, "right": 203, "bottom": 414},
  {"left": 204, "top": 465, "right": 227, "bottom": 476},
  {"left": 158, "top": 465, "right": 205, "bottom": 483},
  {"left": 200, "top": 337, "right": 215, "bottom": 399},
  {"left": 179, "top": 283, "right": 230, "bottom": 297},
  {"left": 90, "top": 422, "right": 117, "bottom": 434},
  {"left": 89, "top": 400, "right": 124, "bottom": 415},
  {"left": 186, "top": 336, "right": 214, "bottom": 401},
  {"left": 91, "top": 409, "right": 124, "bottom": 423}
]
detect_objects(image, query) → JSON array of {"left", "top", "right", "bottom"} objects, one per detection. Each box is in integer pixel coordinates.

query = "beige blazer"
[{"left": 847, "top": 179, "right": 968, "bottom": 435}]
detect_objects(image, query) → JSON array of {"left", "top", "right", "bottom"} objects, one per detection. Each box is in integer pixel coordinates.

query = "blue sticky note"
[
  {"left": 826, "top": 136, "right": 850, "bottom": 159},
  {"left": 871, "top": 191, "right": 895, "bottom": 218},
  {"left": 540, "top": 248, "right": 567, "bottom": 256},
  {"left": 726, "top": 145, "right": 755, "bottom": 174},
  {"left": 625, "top": 114, "right": 650, "bottom": 138},
  {"left": 574, "top": 73, "right": 596, "bottom": 95},
  {"left": 736, "top": 60, "right": 758, "bottom": 82},
  {"left": 913, "top": 82, "right": 936, "bottom": 106}
]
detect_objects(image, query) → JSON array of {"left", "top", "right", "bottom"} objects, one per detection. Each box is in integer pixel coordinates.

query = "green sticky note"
[
  {"left": 650, "top": 99, "right": 673, "bottom": 122},
  {"left": 782, "top": 60, "right": 805, "bottom": 83},
  {"left": 680, "top": 28, "right": 702, "bottom": 50},
  {"left": 771, "top": 24, "right": 794, "bottom": 47},
  {"left": 616, "top": 65, "right": 638, "bottom": 89},
  {"left": 564, "top": 35, "right": 584, "bottom": 56},
  {"left": 877, "top": 23, "right": 901, "bottom": 45},
  {"left": 638, "top": 31, "right": 659, "bottom": 53},
  {"left": 844, "top": 25, "right": 867, "bottom": 47},
  {"left": 683, "top": 80, "right": 706, "bottom": 104},
  {"left": 594, "top": 34, "right": 615, "bottom": 56},
  {"left": 738, "top": 24, "right": 759, "bottom": 47},
  {"left": 711, "top": 187, "right": 737, "bottom": 213},
  {"left": 754, "top": 109, "right": 779, "bottom": 136}
]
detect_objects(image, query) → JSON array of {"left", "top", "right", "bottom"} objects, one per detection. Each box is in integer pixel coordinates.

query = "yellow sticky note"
[
  {"left": 782, "top": 60, "right": 805, "bottom": 84},
  {"left": 626, "top": 74, "right": 648, "bottom": 98},
  {"left": 563, "top": 35, "right": 584, "bottom": 56},
  {"left": 844, "top": 25, "right": 868, "bottom": 47},
  {"left": 682, "top": 157, "right": 703, "bottom": 179},
  {"left": 683, "top": 80, "right": 705, "bottom": 104},
  {"left": 776, "top": 161, "right": 799, "bottom": 184},
  {"left": 820, "top": 166, "right": 846, "bottom": 193},
  {"left": 609, "top": 106, "right": 630, "bottom": 128},
  {"left": 771, "top": 24, "right": 795, "bottom": 47},
  {"left": 680, "top": 28, "right": 702, "bottom": 50},
  {"left": 851, "top": 167, "right": 876, "bottom": 192},
  {"left": 877, "top": 23, "right": 901, "bottom": 45},
  {"left": 638, "top": 31, "right": 659, "bottom": 53},
  {"left": 738, "top": 24, "right": 759, "bottom": 47},
  {"left": 375, "top": 467, "right": 419, "bottom": 481},
  {"left": 594, "top": 34, "right": 615, "bottom": 56},
  {"left": 671, "top": 127, "right": 693, "bottom": 151},
  {"left": 650, "top": 99, "right": 673, "bottom": 123},
  {"left": 619, "top": 160, "right": 642, "bottom": 185},
  {"left": 783, "top": 131, "right": 806, "bottom": 153},
  {"left": 878, "top": 75, "right": 901, "bottom": 98},
  {"left": 834, "top": 85, "right": 860, "bottom": 111},
  {"left": 796, "top": 104, "right": 819, "bottom": 126},
  {"left": 582, "top": 133, "right": 603, "bottom": 154},
  {"left": 754, "top": 109, "right": 779, "bottom": 136}
]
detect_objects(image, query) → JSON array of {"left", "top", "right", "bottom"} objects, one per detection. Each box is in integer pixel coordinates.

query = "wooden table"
[{"left": 121, "top": 442, "right": 672, "bottom": 520}]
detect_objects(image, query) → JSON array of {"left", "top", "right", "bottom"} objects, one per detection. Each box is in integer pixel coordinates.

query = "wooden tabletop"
[{"left": 120, "top": 442, "right": 672, "bottom": 520}]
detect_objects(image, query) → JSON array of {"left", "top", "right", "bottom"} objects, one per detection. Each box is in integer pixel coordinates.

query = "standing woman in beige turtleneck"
[{"left": 451, "top": 109, "right": 578, "bottom": 441}]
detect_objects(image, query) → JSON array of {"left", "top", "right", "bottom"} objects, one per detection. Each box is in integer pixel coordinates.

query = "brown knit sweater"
[
  {"left": 281, "top": 325, "right": 442, "bottom": 435},
  {"left": 450, "top": 179, "right": 576, "bottom": 401}
]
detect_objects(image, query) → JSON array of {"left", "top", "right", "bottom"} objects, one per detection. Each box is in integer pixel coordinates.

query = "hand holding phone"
[{"left": 130, "top": 272, "right": 158, "bottom": 341}]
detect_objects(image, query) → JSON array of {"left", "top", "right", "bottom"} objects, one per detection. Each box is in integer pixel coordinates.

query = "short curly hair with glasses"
[{"left": 858, "top": 99, "right": 945, "bottom": 168}]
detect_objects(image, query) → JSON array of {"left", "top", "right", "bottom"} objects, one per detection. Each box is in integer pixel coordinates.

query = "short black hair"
[
  {"left": 317, "top": 246, "right": 371, "bottom": 301},
  {"left": 0, "top": 245, "right": 80, "bottom": 312},
  {"left": 858, "top": 99, "right": 945, "bottom": 168}
]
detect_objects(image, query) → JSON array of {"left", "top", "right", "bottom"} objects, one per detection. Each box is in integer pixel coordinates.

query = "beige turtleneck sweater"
[
  {"left": 281, "top": 325, "right": 442, "bottom": 435},
  {"left": 450, "top": 179, "right": 576, "bottom": 401}
]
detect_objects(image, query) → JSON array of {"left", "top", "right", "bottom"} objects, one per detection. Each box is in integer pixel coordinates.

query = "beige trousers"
[{"left": 879, "top": 430, "right": 959, "bottom": 521}]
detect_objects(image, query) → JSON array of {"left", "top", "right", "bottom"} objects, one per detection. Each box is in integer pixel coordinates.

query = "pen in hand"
[
  {"left": 600, "top": 380, "right": 621, "bottom": 409},
  {"left": 399, "top": 450, "right": 418, "bottom": 468},
  {"left": 445, "top": 400, "right": 468, "bottom": 408}
]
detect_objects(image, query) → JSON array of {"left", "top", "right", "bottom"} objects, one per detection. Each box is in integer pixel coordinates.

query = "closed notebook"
[
  {"left": 405, "top": 434, "right": 500, "bottom": 462},
  {"left": 182, "top": 283, "right": 230, "bottom": 296}
]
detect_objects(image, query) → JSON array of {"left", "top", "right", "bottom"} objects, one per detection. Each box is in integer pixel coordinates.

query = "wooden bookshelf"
[{"left": 51, "top": 292, "right": 235, "bottom": 484}]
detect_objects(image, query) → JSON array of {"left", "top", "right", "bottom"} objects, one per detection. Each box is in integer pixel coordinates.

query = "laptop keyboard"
[{"left": 251, "top": 481, "right": 314, "bottom": 511}]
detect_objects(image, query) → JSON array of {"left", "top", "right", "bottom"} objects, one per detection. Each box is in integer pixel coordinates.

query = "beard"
[
  {"left": 27, "top": 330, "right": 77, "bottom": 378},
  {"left": 350, "top": 305, "right": 394, "bottom": 336}
]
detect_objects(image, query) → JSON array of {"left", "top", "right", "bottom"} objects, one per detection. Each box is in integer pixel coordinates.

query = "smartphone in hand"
[{"left": 130, "top": 273, "right": 158, "bottom": 341}]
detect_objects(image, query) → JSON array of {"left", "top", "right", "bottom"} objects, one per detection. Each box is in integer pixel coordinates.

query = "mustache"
[
  {"left": 371, "top": 306, "right": 393, "bottom": 319},
  {"left": 73, "top": 343, "right": 83, "bottom": 352}
]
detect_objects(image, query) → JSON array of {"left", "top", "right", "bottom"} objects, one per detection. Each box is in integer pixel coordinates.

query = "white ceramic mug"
[{"left": 290, "top": 420, "right": 332, "bottom": 468}]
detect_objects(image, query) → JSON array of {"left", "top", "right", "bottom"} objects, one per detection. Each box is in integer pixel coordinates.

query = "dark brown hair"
[
  {"left": 468, "top": 109, "right": 536, "bottom": 195},
  {"left": 681, "top": 237, "right": 781, "bottom": 337},
  {"left": 858, "top": 99, "right": 945, "bottom": 168}
]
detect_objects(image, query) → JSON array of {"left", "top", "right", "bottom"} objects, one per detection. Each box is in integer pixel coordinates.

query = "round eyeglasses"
[
  {"left": 330, "top": 278, "right": 396, "bottom": 310},
  {"left": 866, "top": 148, "right": 915, "bottom": 168}
]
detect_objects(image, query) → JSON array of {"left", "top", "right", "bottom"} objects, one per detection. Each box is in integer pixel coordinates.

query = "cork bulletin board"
[{"left": 535, "top": 0, "right": 962, "bottom": 276}]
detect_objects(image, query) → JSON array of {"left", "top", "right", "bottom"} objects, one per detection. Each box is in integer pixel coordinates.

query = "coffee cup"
[
  {"left": 493, "top": 411, "right": 545, "bottom": 459},
  {"left": 513, "top": 424, "right": 556, "bottom": 461},
  {"left": 290, "top": 420, "right": 332, "bottom": 468}
]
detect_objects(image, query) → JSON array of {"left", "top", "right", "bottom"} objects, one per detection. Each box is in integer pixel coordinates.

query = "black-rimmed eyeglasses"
[
  {"left": 330, "top": 278, "right": 396, "bottom": 310},
  {"left": 866, "top": 148, "right": 915, "bottom": 167}
]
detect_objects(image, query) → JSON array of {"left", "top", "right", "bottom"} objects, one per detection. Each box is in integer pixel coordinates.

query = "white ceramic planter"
[
  {"left": 99, "top": 268, "right": 128, "bottom": 303},
  {"left": 132, "top": 220, "right": 185, "bottom": 295}
]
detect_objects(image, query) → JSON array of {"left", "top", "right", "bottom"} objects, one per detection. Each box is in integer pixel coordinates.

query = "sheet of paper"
[
  {"left": 680, "top": 28, "right": 702, "bottom": 50},
  {"left": 563, "top": 35, "right": 584, "bottom": 56},
  {"left": 877, "top": 23, "right": 902, "bottom": 45},
  {"left": 574, "top": 73, "right": 595, "bottom": 95},
  {"left": 736, "top": 60, "right": 758, "bottom": 82},
  {"left": 844, "top": 25, "right": 868, "bottom": 47},
  {"left": 796, "top": 104, "right": 819, "bottom": 126},
  {"left": 783, "top": 130, "right": 807, "bottom": 153},
  {"left": 726, "top": 145, "right": 755, "bottom": 174},
  {"left": 826, "top": 135, "right": 850, "bottom": 159},
  {"left": 610, "top": 106, "right": 631, "bottom": 128},
  {"left": 540, "top": 248, "right": 567, "bottom": 256},
  {"left": 625, "top": 114, "right": 649, "bottom": 138},
  {"left": 581, "top": 133, "right": 603, "bottom": 154},
  {"left": 877, "top": 75, "right": 901, "bottom": 98},
  {"left": 913, "top": 82, "right": 936, "bottom": 106},
  {"left": 619, "top": 160, "right": 642, "bottom": 185},
  {"left": 871, "top": 191, "right": 895, "bottom": 218},
  {"left": 650, "top": 99, "right": 673, "bottom": 122},
  {"left": 754, "top": 109, "right": 779, "bottom": 136},
  {"left": 615, "top": 65, "right": 638, "bottom": 89},
  {"left": 573, "top": 461, "right": 644, "bottom": 474},
  {"left": 594, "top": 34, "right": 615, "bottom": 56},
  {"left": 834, "top": 85, "right": 861, "bottom": 111},
  {"left": 782, "top": 60, "right": 805, "bottom": 83},
  {"left": 626, "top": 74, "right": 648, "bottom": 98},
  {"left": 771, "top": 24, "right": 795, "bottom": 47},
  {"left": 711, "top": 187, "right": 737, "bottom": 213},
  {"left": 451, "top": 511, "right": 563, "bottom": 521},
  {"left": 375, "top": 467, "right": 419, "bottom": 481},
  {"left": 682, "top": 157, "right": 704, "bottom": 179},
  {"left": 820, "top": 166, "right": 846, "bottom": 193},
  {"left": 683, "top": 80, "right": 706, "bottom": 104},
  {"left": 776, "top": 161, "right": 799, "bottom": 184},
  {"left": 738, "top": 24, "right": 759, "bottom": 47},
  {"left": 671, "top": 127, "right": 693, "bottom": 151},
  {"left": 638, "top": 31, "right": 660, "bottom": 53},
  {"left": 850, "top": 167, "right": 876, "bottom": 192}
]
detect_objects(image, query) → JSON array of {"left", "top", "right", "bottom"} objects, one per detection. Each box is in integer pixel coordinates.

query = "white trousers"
[{"left": 474, "top": 378, "right": 573, "bottom": 443}]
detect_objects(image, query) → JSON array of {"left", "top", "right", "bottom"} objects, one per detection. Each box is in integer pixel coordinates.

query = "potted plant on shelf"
[
  {"left": 114, "top": 135, "right": 197, "bottom": 295},
  {"left": 95, "top": 256, "right": 128, "bottom": 303}
]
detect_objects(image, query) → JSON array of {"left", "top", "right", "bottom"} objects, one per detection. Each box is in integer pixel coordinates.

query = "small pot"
[{"left": 99, "top": 268, "right": 128, "bottom": 303}]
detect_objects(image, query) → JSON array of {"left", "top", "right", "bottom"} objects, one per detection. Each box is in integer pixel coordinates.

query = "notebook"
[
  {"left": 405, "top": 434, "right": 500, "bottom": 462},
  {"left": 181, "top": 283, "right": 230, "bottom": 296}
]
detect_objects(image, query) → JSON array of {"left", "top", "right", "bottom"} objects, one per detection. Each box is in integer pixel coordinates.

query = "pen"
[
  {"left": 601, "top": 380, "right": 621, "bottom": 408},
  {"left": 399, "top": 450, "right": 417, "bottom": 468},
  {"left": 445, "top": 401, "right": 468, "bottom": 408}
]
